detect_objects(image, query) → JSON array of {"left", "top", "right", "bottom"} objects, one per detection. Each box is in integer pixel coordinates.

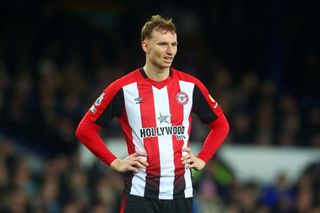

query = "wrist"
[
  {"left": 196, "top": 157, "right": 206, "bottom": 170},
  {"left": 110, "top": 159, "right": 120, "bottom": 171}
]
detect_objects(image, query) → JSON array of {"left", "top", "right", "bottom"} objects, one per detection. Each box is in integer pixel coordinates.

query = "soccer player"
[{"left": 75, "top": 15, "right": 230, "bottom": 213}]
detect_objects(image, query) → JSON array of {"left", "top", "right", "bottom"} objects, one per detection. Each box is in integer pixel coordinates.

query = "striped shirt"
[{"left": 76, "top": 68, "right": 229, "bottom": 199}]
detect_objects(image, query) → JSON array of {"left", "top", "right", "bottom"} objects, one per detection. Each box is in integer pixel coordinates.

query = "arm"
[
  {"left": 75, "top": 81, "right": 148, "bottom": 172},
  {"left": 197, "top": 110, "right": 229, "bottom": 163},
  {"left": 181, "top": 81, "right": 230, "bottom": 170},
  {"left": 76, "top": 116, "right": 148, "bottom": 172},
  {"left": 75, "top": 116, "right": 117, "bottom": 165},
  {"left": 181, "top": 113, "right": 229, "bottom": 170}
]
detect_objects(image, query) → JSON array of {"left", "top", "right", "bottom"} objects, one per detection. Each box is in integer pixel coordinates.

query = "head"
[{"left": 141, "top": 15, "right": 177, "bottom": 70}]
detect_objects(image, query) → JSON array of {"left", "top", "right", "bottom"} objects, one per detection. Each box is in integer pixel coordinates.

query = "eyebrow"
[{"left": 157, "top": 41, "right": 178, "bottom": 45}]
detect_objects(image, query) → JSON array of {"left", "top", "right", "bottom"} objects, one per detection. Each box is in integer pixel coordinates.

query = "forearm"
[
  {"left": 75, "top": 116, "right": 117, "bottom": 165},
  {"left": 197, "top": 114, "right": 230, "bottom": 163}
]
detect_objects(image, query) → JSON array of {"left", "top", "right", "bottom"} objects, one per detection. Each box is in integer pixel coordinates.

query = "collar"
[{"left": 139, "top": 67, "right": 173, "bottom": 79}]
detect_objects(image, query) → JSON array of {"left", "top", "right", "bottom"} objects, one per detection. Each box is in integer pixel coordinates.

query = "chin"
[
  {"left": 162, "top": 63, "right": 172, "bottom": 68},
  {"left": 154, "top": 61, "right": 172, "bottom": 70}
]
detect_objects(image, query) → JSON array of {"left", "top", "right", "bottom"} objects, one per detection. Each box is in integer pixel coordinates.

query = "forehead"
[{"left": 149, "top": 28, "right": 177, "bottom": 42}]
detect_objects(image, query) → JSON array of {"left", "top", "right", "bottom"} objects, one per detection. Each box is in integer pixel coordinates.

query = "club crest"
[{"left": 176, "top": 91, "right": 189, "bottom": 105}]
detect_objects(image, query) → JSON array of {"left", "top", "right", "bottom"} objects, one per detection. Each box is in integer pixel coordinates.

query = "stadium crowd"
[
  {"left": 0, "top": 135, "right": 320, "bottom": 212},
  {"left": 0, "top": 0, "right": 319, "bottom": 212}
]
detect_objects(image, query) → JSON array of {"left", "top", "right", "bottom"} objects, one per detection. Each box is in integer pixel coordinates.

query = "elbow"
[
  {"left": 75, "top": 118, "right": 87, "bottom": 140},
  {"left": 220, "top": 114, "right": 230, "bottom": 137},
  {"left": 210, "top": 114, "right": 230, "bottom": 136},
  {"left": 224, "top": 120, "right": 230, "bottom": 137},
  {"left": 210, "top": 115, "right": 230, "bottom": 139},
  {"left": 75, "top": 123, "right": 83, "bottom": 140},
  {"left": 75, "top": 117, "right": 100, "bottom": 141}
]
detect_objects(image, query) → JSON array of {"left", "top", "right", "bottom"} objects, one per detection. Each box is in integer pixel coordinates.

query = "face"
[{"left": 142, "top": 28, "right": 177, "bottom": 70}]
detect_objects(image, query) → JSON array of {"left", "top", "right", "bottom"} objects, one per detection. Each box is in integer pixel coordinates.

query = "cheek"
[
  {"left": 151, "top": 48, "right": 163, "bottom": 58},
  {"left": 173, "top": 47, "right": 178, "bottom": 55}
]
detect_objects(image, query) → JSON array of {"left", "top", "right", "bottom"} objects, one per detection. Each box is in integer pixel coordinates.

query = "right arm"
[
  {"left": 75, "top": 116, "right": 117, "bottom": 165},
  {"left": 75, "top": 81, "right": 148, "bottom": 172},
  {"left": 75, "top": 117, "right": 148, "bottom": 172}
]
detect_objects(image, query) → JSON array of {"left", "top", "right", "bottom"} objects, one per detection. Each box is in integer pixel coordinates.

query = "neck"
[{"left": 143, "top": 63, "right": 170, "bottom": 82}]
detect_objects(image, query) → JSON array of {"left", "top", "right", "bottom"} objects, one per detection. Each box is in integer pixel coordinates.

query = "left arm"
[
  {"left": 181, "top": 109, "right": 229, "bottom": 170},
  {"left": 181, "top": 81, "right": 230, "bottom": 170},
  {"left": 196, "top": 110, "right": 229, "bottom": 164}
]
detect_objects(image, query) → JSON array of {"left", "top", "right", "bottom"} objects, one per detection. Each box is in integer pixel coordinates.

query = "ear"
[{"left": 141, "top": 40, "right": 149, "bottom": 53}]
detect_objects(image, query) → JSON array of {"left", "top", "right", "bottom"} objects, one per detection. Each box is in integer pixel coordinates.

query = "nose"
[{"left": 166, "top": 45, "right": 174, "bottom": 55}]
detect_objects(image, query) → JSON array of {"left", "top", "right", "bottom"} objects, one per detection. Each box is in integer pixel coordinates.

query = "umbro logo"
[{"left": 134, "top": 97, "right": 144, "bottom": 104}]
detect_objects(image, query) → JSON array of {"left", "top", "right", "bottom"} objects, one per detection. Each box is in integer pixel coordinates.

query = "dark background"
[
  {"left": 1, "top": 0, "right": 319, "bottom": 156},
  {"left": 0, "top": 1, "right": 319, "bottom": 212}
]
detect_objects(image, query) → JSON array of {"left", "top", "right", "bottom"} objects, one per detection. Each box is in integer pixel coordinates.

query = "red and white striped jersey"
[{"left": 77, "top": 68, "right": 229, "bottom": 200}]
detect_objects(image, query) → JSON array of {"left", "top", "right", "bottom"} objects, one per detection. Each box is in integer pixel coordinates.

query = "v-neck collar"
[{"left": 139, "top": 68, "right": 173, "bottom": 89}]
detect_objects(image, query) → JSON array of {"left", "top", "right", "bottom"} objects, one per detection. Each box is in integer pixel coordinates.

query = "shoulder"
[
  {"left": 106, "top": 68, "right": 141, "bottom": 91},
  {"left": 171, "top": 68, "right": 204, "bottom": 88}
]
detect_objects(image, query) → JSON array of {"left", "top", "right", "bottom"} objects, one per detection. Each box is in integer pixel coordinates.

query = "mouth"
[{"left": 164, "top": 56, "right": 173, "bottom": 63}]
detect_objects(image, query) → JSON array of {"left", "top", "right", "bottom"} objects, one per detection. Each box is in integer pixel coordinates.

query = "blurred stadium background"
[{"left": 0, "top": 0, "right": 319, "bottom": 212}]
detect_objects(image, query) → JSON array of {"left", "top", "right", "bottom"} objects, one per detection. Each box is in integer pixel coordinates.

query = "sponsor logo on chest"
[
  {"left": 140, "top": 112, "right": 186, "bottom": 140},
  {"left": 140, "top": 126, "right": 186, "bottom": 140}
]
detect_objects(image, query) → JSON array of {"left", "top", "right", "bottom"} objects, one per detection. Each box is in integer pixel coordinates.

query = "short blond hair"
[{"left": 141, "top": 15, "right": 176, "bottom": 41}]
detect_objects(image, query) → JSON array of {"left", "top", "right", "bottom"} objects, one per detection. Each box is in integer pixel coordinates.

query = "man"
[{"left": 76, "top": 15, "right": 229, "bottom": 213}]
